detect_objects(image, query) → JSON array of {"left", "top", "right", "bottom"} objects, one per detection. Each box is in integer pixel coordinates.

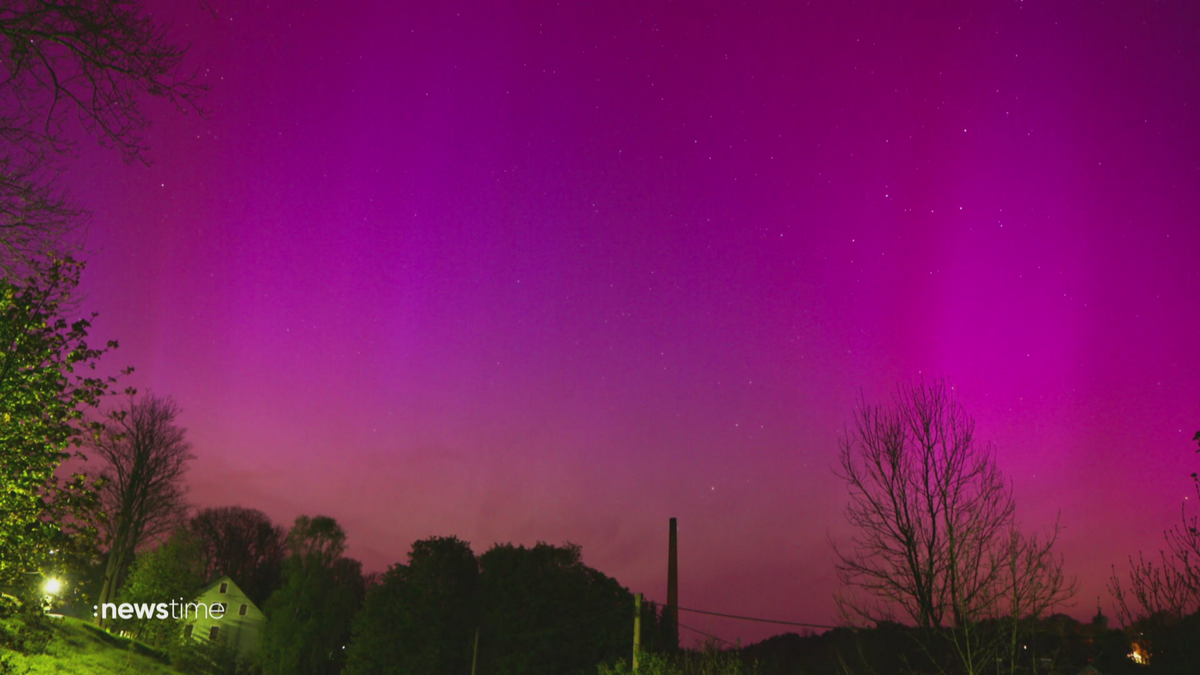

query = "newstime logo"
[{"left": 93, "top": 601, "right": 227, "bottom": 621}]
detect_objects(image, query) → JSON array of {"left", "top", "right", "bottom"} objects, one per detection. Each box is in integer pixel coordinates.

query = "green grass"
[{"left": 2, "top": 616, "right": 183, "bottom": 674}]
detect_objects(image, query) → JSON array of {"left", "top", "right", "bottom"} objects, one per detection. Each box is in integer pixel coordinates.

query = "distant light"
[
  {"left": 1129, "top": 641, "right": 1150, "bottom": 665},
  {"left": 44, "top": 578, "right": 61, "bottom": 595}
]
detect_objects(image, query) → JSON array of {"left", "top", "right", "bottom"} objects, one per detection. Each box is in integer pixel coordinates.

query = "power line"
[
  {"left": 677, "top": 605, "right": 838, "bottom": 630},
  {"left": 677, "top": 621, "right": 737, "bottom": 648}
]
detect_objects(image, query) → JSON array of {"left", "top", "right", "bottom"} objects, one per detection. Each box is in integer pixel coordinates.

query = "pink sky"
[{"left": 61, "top": 1, "right": 1200, "bottom": 644}]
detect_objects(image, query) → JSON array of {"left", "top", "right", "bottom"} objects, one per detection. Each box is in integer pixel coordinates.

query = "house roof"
[{"left": 192, "top": 575, "right": 263, "bottom": 614}]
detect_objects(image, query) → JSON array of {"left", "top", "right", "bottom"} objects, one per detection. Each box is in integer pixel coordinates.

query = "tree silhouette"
[
  {"left": 344, "top": 536, "right": 479, "bottom": 675},
  {"left": 1108, "top": 426, "right": 1200, "bottom": 672},
  {"left": 344, "top": 539, "right": 640, "bottom": 675},
  {"left": 0, "top": 0, "right": 204, "bottom": 278},
  {"left": 188, "top": 506, "right": 286, "bottom": 606},
  {"left": 477, "top": 542, "right": 635, "bottom": 675},
  {"left": 91, "top": 393, "right": 194, "bottom": 613},
  {"left": 260, "top": 516, "right": 364, "bottom": 675},
  {"left": 834, "top": 379, "right": 1074, "bottom": 674}
]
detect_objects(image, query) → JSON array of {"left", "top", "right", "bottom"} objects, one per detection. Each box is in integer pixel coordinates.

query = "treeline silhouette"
[{"left": 102, "top": 511, "right": 670, "bottom": 675}]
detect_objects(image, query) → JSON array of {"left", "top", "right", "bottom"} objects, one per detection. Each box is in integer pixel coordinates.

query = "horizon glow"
[{"left": 63, "top": 1, "right": 1200, "bottom": 644}]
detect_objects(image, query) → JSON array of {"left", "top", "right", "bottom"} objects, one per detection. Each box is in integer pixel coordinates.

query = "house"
[{"left": 185, "top": 575, "right": 265, "bottom": 657}]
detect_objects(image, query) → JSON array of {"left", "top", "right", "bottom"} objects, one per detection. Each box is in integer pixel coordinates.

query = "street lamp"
[{"left": 42, "top": 577, "right": 62, "bottom": 615}]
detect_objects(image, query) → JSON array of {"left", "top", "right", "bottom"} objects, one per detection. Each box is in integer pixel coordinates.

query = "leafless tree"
[
  {"left": 992, "top": 525, "right": 1074, "bottom": 675},
  {"left": 189, "top": 506, "right": 287, "bottom": 606},
  {"left": 0, "top": 160, "right": 83, "bottom": 280},
  {"left": 1109, "top": 520, "right": 1200, "bottom": 626},
  {"left": 91, "top": 393, "right": 194, "bottom": 612},
  {"left": 0, "top": 0, "right": 204, "bottom": 277},
  {"left": 1108, "top": 430, "right": 1200, "bottom": 646},
  {"left": 834, "top": 379, "right": 1074, "bottom": 674}
]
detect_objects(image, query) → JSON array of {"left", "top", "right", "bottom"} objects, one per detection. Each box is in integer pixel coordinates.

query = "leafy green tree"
[
  {"left": 108, "top": 528, "right": 206, "bottom": 648},
  {"left": 0, "top": 259, "right": 119, "bottom": 592},
  {"left": 344, "top": 536, "right": 479, "bottom": 675},
  {"left": 0, "top": 0, "right": 199, "bottom": 637},
  {"left": 260, "top": 516, "right": 364, "bottom": 675},
  {"left": 36, "top": 469, "right": 107, "bottom": 613}
]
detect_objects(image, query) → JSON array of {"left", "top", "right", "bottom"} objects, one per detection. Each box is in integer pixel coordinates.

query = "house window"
[
  {"left": 217, "top": 602, "right": 228, "bottom": 614},
  {"left": 218, "top": 582, "right": 228, "bottom": 594},
  {"left": 239, "top": 604, "right": 248, "bottom": 616},
  {"left": 183, "top": 625, "right": 193, "bottom": 639},
  {"left": 209, "top": 626, "right": 219, "bottom": 641}
]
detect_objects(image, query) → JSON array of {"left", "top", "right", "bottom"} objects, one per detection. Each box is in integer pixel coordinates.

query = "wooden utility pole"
[{"left": 633, "top": 592, "right": 642, "bottom": 673}]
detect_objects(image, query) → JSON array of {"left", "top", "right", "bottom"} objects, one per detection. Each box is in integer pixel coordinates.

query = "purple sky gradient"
[{"left": 64, "top": 1, "right": 1200, "bottom": 643}]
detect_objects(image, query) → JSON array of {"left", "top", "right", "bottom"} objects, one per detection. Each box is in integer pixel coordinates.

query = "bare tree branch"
[
  {"left": 834, "top": 379, "right": 1075, "bottom": 675},
  {"left": 0, "top": 0, "right": 206, "bottom": 278}
]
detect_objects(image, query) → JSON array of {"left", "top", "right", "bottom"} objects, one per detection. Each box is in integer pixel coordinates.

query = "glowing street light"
[{"left": 42, "top": 577, "right": 63, "bottom": 615}]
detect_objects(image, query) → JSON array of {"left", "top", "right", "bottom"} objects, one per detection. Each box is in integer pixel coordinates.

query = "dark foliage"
[
  {"left": 344, "top": 536, "right": 479, "bottom": 675},
  {"left": 346, "top": 538, "right": 644, "bottom": 675},
  {"left": 259, "top": 515, "right": 364, "bottom": 675},
  {"left": 741, "top": 615, "right": 1135, "bottom": 675},
  {"left": 0, "top": 601, "right": 52, "bottom": 656},
  {"left": 477, "top": 542, "right": 636, "bottom": 675},
  {"left": 188, "top": 506, "right": 286, "bottom": 607}
]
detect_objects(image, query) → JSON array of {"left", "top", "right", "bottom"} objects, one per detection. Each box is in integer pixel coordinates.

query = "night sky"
[{"left": 67, "top": 1, "right": 1200, "bottom": 644}]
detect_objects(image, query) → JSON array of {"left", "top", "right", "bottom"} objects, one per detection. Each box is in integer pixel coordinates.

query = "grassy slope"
[{"left": 2, "top": 616, "right": 182, "bottom": 674}]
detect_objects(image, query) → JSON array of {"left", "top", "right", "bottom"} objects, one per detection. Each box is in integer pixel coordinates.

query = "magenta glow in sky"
[{"left": 72, "top": 1, "right": 1199, "bottom": 643}]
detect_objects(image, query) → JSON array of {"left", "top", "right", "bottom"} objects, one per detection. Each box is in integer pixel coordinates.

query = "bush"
[
  {"left": 600, "top": 646, "right": 759, "bottom": 675},
  {"left": 169, "top": 633, "right": 260, "bottom": 675},
  {"left": 0, "top": 607, "right": 52, "bottom": 655},
  {"left": 0, "top": 652, "right": 31, "bottom": 675}
]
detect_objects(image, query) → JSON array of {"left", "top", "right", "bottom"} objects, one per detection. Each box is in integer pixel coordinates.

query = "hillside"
[{"left": 1, "top": 616, "right": 181, "bottom": 675}]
